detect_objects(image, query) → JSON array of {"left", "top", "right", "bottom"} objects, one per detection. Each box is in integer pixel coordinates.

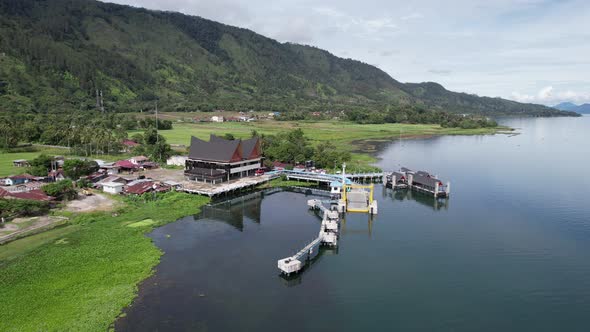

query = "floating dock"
[{"left": 277, "top": 199, "right": 340, "bottom": 275}]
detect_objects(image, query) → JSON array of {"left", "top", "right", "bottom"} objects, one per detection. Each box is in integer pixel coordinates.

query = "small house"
[
  {"left": 114, "top": 160, "right": 139, "bottom": 173},
  {"left": 13, "top": 159, "right": 30, "bottom": 167},
  {"left": 166, "top": 155, "right": 188, "bottom": 166},
  {"left": 142, "top": 162, "right": 159, "bottom": 170},
  {"left": 102, "top": 182, "right": 124, "bottom": 194},
  {"left": 100, "top": 162, "right": 120, "bottom": 175},
  {"left": 125, "top": 181, "right": 170, "bottom": 195},
  {"left": 5, "top": 174, "right": 35, "bottom": 186},
  {"left": 0, "top": 188, "right": 54, "bottom": 201},
  {"left": 293, "top": 165, "right": 306, "bottom": 172},
  {"left": 130, "top": 156, "right": 149, "bottom": 165},
  {"left": 211, "top": 116, "right": 224, "bottom": 123},
  {"left": 121, "top": 139, "right": 140, "bottom": 153},
  {"left": 95, "top": 175, "right": 127, "bottom": 189},
  {"left": 272, "top": 161, "right": 291, "bottom": 171},
  {"left": 48, "top": 169, "right": 66, "bottom": 182}
]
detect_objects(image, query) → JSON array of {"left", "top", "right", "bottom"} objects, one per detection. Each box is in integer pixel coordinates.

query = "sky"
[{"left": 108, "top": 0, "right": 590, "bottom": 105}]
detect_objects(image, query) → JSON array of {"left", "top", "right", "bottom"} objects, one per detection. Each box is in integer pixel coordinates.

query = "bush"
[
  {"left": 42, "top": 180, "right": 77, "bottom": 201},
  {"left": 0, "top": 199, "right": 51, "bottom": 219},
  {"left": 63, "top": 159, "right": 99, "bottom": 180}
]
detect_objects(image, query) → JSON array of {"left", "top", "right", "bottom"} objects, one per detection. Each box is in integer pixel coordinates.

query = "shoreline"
[{"left": 0, "top": 123, "right": 510, "bottom": 330}]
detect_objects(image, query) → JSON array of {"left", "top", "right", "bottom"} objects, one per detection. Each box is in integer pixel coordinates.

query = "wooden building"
[{"left": 185, "top": 135, "right": 263, "bottom": 184}]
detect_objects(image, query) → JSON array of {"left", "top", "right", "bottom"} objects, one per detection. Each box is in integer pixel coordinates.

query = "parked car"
[{"left": 255, "top": 169, "right": 265, "bottom": 176}]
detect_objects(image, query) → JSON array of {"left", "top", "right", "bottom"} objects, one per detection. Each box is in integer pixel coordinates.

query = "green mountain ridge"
[{"left": 0, "top": 0, "right": 577, "bottom": 117}]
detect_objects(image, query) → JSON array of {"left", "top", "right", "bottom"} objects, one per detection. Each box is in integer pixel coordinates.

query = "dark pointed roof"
[
  {"left": 188, "top": 136, "right": 242, "bottom": 163},
  {"left": 412, "top": 171, "right": 443, "bottom": 187},
  {"left": 241, "top": 137, "right": 261, "bottom": 159}
]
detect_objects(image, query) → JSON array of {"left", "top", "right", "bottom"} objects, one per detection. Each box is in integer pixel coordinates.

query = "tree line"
[
  {"left": 0, "top": 112, "right": 173, "bottom": 162},
  {"left": 256, "top": 129, "right": 351, "bottom": 170}
]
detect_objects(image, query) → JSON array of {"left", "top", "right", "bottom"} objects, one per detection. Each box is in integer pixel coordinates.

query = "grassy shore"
[
  {"left": 131, "top": 120, "right": 504, "bottom": 171},
  {"left": 257, "top": 177, "right": 319, "bottom": 189},
  {"left": 0, "top": 120, "right": 503, "bottom": 177},
  {"left": 0, "top": 192, "right": 209, "bottom": 332}
]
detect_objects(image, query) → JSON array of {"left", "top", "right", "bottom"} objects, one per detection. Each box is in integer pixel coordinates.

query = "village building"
[
  {"left": 272, "top": 161, "right": 291, "bottom": 171},
  {"left": 184, "top": 134, "right": 263, "bottom": 184},
  {"left": 4, "top": 174, "right": 36, "bottom": 186},
  {"left": 121, "top": 139, "right": 140, "bottom": 153},
  {"left": 114, "top": 160, "right": 139, "bottom": 173},
  {"left": 124, "top": 181, "right": 170, "bottom": 195},
  {"left": 12, "top": 159, "right": 30, "bottom": 167},
  {"left": 166, "top": 155, "right": 188, "bottom": 167},
  {"left": 48, "top": 169, "right": 66, "bottom": 182},
  {"left": 0, "top": 187, "right": 54, "bottom": 201},
  {"left": 211, "top": 115, "right": 224, "bottom": 123},
  {"left": 84, "top": 172, "right": 108, "bottom": 183},
  {"left": 130, "top": 156, "right": 149, "bottom": 165},
  {"left": 102, "top": 182, "right": 125, "bottom": 194},
  {"left": 99, "top": 162, "right": 120, "bottom": 175},
  {"left": 95, "top": 175, "right": 127, "bottom": 189}
]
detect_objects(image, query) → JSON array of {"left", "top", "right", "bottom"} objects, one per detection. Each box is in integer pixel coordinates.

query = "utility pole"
[
  {"left": 96, "top": 89, "right": 100, "bottom": 111},
  {"left": 100, "top": 90, "right": 105, "bottom": 113}
]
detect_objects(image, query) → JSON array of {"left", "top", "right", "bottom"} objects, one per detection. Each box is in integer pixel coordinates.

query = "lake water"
[{"left": 116, "top": 116, "right": 590, "bottom": 331}]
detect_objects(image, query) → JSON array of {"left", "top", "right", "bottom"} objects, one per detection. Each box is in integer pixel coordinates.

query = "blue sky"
[{"left": 109, "top": 0, "right": 590, "bottom": 105}]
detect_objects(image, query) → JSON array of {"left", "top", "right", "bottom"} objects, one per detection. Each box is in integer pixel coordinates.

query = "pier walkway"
[{"left": 278, "top": 199, "right": 339, "bottom": 275}]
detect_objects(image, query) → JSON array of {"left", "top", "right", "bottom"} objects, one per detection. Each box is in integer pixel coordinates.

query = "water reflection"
[
  {"left": 201, "top": 189, "right": 288, "bottom": 230},
  {"left": 278, "top": 246, "right": 339, "bottom": 287},
  {"left": 340, "top": 214, "right": 375, "bottom": 237},
  {"left": 381, "top": 187, "right": 450, "bottom": 210}
]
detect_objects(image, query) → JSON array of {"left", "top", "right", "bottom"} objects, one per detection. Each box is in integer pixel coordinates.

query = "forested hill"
[{"left": 0, "top": 0, "right": 577, "bottom": 116}]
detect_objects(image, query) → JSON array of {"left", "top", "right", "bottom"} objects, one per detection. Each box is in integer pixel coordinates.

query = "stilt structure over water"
[{"left": 384, "top": 167, "right": 450, "bottom": 198}]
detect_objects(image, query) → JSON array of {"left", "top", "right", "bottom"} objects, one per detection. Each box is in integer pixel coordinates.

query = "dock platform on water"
[
  {"left": 278, "top": 199, "right": 340, "bottom": 275},
  {"left": 384, "top": 168, "right": 450, "bottom": 198}
]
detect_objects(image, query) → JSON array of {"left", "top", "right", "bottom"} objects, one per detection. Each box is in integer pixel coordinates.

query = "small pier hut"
[
  {"left": 408, "top": 170, "right": 450, "bottom": 197},
  {"left": 384, "top": 171, "right": 408, "bottom": 189}
]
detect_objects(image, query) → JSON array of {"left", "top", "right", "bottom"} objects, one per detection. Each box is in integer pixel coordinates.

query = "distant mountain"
[
  {"left": 553, "top": 102, "right": 590, "bottom": 114},
  {"left": 0, "top": 0, "right": 578, "bottom": 117}
]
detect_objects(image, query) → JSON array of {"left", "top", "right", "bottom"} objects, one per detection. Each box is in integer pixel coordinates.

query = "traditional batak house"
[{"left": 185, "top": 134, "right": 262, "bottom": 184}]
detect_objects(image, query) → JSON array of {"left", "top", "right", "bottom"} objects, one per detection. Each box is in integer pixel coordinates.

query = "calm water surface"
[{"left": 117, "top": 116, "right": 590, "bottom": 331}]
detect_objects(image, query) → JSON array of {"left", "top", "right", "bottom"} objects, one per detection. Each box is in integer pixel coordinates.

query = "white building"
[
  {"left": 166, "top": 155, "right": 188, "bottom": 166},
  {"left": 102, "top": 182, "right": 124, "bottom": 194},
  {"left": 211, "top": 116, "right": 224, "bottom": 123}
]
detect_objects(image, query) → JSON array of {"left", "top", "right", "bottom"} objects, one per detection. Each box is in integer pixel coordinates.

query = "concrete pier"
[{"left": 278, "top": 199, "right": 340, "bottom": 275}]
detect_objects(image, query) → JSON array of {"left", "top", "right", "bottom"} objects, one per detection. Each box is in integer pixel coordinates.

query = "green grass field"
[
  {"left": 1, "top": 120, "right": 501, "bottom": 177},
  {"left": 134, "top": 120, "right": 501, "bottom": 147},
  {"left": 131, "top": 120, "right": 502, "bottom": 172},
  {"left": 0, "top": 192, "right": 209, "bottom": 332}
]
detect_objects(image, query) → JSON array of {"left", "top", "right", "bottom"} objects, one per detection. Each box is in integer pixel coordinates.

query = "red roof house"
[
  {"left": 114, "top": 160, "right": 139, "bottom": 171},
  {"left": 0, "top": 188, "right": 54, "bottom": 201},
  {"left": 124, "top": 181, "right": 170, "bottom": 195}
]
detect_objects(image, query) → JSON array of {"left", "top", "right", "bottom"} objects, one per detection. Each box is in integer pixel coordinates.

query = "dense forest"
[{"left": 0, "top": 0, "right": 578, "bottom": 117}]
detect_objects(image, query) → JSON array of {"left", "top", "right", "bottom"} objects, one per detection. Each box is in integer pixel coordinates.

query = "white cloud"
[
  {"left": 537, "top": 86, "right": 553, "bottom": 100},
  {"left": 401, "top": 12, "right": 424, "bottom": 20},
  {"left": 511, "top": 86, "right": 590, "bottom": 105}
]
